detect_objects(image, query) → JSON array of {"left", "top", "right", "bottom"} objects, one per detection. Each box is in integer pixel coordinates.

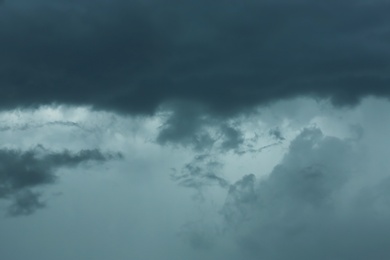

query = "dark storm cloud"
[
  {"left": 219, "top": 125, "right": 245, "bottom": 152},
  {"left": 0, "top": 146, "right": 121, "bottom": 216},
  {"left": 156, "top": 102, "right": 247, "bottom": 151},
  {"left": 1, "top": 0, "right": 390, "bottom": 116},
  {"left": 156, "top": 103, "right": 215, "bottom": 150},
  {"left": 219, "top": 128, "right": 390, "bottom": 260}
]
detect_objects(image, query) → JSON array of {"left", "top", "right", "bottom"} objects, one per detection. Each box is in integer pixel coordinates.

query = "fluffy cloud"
[
  {"left": 0, "top": 146, "right": 121, "bottom": 216},
  {"left": 220, "top": 128, "right": 390, "bottom": 260}
]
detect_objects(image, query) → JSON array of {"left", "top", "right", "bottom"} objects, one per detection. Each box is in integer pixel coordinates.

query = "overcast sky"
[{"left": 1, "top": 0, "right": 390, "bottom": 259}]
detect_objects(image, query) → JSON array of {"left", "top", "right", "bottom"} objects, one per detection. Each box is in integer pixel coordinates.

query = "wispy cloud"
[{"left": 0, "top": 146, "right": 122, "bottom": 216}]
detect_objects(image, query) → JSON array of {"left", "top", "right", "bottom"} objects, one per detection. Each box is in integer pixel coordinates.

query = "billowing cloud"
[
  {"left": 1, "top": 0, "right": 390, "bottom": 117},
  {"left": 0, "top": 145, "right": 121, "bottom": 216},
  {"left": 219, "top": 128, "right": 390, "bottom": 260}
]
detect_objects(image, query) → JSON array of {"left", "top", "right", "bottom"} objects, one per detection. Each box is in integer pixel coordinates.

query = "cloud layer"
[
  {"left": 1, "top": 0, "right": 390, "bottom": 116},
  {"left": 1, "top": 1, "right": 390, "bottom": 258}
]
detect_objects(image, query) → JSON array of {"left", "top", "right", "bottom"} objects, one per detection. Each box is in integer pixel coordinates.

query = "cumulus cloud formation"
[
  {"left": 0, "top": 146, "right": 121, "bottom": 216},
  {"left": 1, "top": 0, "right": 390, "bottom": 117},
  {"left": 219, "top": 128, "right": 390, "bottom": 260}
]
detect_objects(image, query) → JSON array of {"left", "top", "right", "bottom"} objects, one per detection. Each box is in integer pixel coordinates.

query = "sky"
[{"left": 1, "top": 0, "right": 390, "bottom": 259}]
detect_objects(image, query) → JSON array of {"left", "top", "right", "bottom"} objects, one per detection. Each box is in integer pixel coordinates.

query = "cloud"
[
  {"left": 218, "top": 127, "right": 390, "bottom": 260},
  {"left": 171, "top": 153, "right": 229, "bottom": 201},
  {"left": 0, "top": 120, "right": 83, "bottom": 132},
  {"left": 7, "top": 190, "right": 45, "bottom": 216},
  {"left": 156, "top": 103, "right": 215, "bottom": 150},
  {"left": 2, "top": 0, "right": 390, "bottom": 148},
  {"left": 219, "top": 125, "right": 245, "bottom": 152},
  {"left": 269, "top": 127, "right": 285, "bottom": 141},
  {"left": 1, "top": 0, "right": 390, "bottom": 117},
  {"left": 0, "top": 145, "right": 122, "bottom": 216}
]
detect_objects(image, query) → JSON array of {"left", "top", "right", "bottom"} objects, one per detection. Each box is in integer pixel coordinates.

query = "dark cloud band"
[{"left": 1, "top": 0, "right": 390, "bottom": 115}]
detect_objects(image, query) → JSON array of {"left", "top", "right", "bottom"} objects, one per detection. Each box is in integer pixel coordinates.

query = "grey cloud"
[
  {"left": 219, "top": 128, "right": 390, "bottom": 260},
  {"left": 170, "top": 125, "right": 284, "bottom": 198},
  {"left": 0, "top": 146, "right": 121, "bottom": 216},
  {"left": 221, "top": 174, "right": 257, "bottom": 225},
  {"left": 171, "top": 135, "right": 281, "bottom": 200},
  {"left": 234, "top": 141, "right": 282, "bottom": 156},
  {"left": 2, "top": 0, "right": 390, "bottom": 149},
  {"left": 7, "top": 190, "right": 45, "bottom": 217},
  {"left": 349, "top": 124, "right": 365, "bottom": 140},
  {"left": 269, "top": 127, "right": 285, "bottom": 141},
  {"left": 156, "top": 103, "right": 215, "bottom": 151},
  {"left": 156, "top": 103, "right": 247, "bottom": 152},
  {"left": 171, "top": 154, "right": 229, "bottom": 201},
  {"left": 0, "top": 120, "right": 83, "bottom": 132},
  {"left": 219, "top": 125, "right": 245, "bottom": 152},
  {"left": 1, "top": 0, "right": 390, "bottom": 117},
  {"left": 179, "top": 221, "right": 218, "bottom": 251}
]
